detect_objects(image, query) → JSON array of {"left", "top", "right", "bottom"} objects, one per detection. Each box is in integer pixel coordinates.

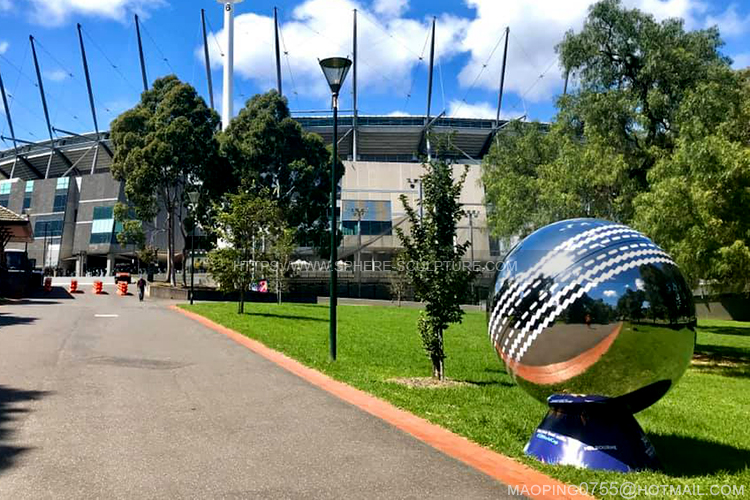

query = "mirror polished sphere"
[{"left": 488, "top": 219, "right": 696, "bottom": 413}]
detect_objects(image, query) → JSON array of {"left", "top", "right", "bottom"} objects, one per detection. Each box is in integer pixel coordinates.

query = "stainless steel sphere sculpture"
[{"left": 488, "top": 218, "right": 696, "bottom": 413}]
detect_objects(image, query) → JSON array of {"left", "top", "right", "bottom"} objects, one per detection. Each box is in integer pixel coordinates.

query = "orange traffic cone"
[
  {"left": 69, "top": 280, "right": 79, "bottom": 293},
  {"left": 92, "top": 280, "right": 103, "bottom": 294}
]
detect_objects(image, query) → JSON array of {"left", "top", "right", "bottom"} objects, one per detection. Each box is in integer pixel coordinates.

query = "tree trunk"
[
  {"left": 238, "top": 285, "right": 245, "bottom": 314},
  {"left": 181, "top": 247, "right": 187, "bottom": 287},
  {"left": 166, "top": 209, "right": 175, "bottom": 286},
  {"left": 431, "top": 356, "right": 444, "bottom": 381},
  {"left": 431, "top": 329, "right": 445, "bottom": 381}
]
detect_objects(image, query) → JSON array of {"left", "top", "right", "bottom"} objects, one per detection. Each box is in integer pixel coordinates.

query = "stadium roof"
[{"left": 0, "top": 115, "right": 510, "bottom": 180}]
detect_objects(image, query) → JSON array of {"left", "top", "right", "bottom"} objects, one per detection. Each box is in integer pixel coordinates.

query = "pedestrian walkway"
[{"left": 0, "top": 290, "right": 516, "bottom": 499}]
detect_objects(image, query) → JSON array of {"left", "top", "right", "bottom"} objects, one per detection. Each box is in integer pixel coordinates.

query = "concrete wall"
[{"left": 340, "top": 160, "right": 494, "bottom": 262}]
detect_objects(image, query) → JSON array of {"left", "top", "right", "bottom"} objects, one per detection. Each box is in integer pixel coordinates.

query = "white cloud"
[
  {"left": 457, "top": 0, "right": 705, "bottom": 105},
  {"left": 0, "top": 0, "right": 11, "bottom": 12},
  {"left": 731, "top": 53, "right": 750, "bottom": 69},
  {"left": 447, "top": 99, "right": 521, "bottom": 120},
  {"left": 202, "top": 0, "right": 468, "bottom": 103},
  {"left": 25, "top": 0, "right": 166, "bottom": 27},
  {"left": 447, "top": 99, "right": 495, "bottom": 119},
  {"left": 373, "top": 0, "right": 408, "bottom": 18},
  {"left": 45, "top": 69, "right": 69, "bottom": 82},
  {"left": 0, "top": 41, "right": 8, "bottom": 55},
  {"left": 386, "top": 110, "right": 412, "bottom": 116},
  {"left": 603, "top": 290, "right": 617, "bottom": 298},
  {"left": 705, "top": 3, "right": 750, "bottom": 37}
]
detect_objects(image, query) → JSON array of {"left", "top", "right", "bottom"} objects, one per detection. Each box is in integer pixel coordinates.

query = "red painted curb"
[{"left": 171, "top": 305, "right": 592, "bottom": 500}]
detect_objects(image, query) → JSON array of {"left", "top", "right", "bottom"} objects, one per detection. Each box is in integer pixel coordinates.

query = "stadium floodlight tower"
[{"left": 217, "top": 0, "right": 243, "bottom": 130}]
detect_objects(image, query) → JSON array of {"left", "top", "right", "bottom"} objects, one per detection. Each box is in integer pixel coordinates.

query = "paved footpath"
[{"left": 0, "top": 289, "right": 515, "bottom": 499}]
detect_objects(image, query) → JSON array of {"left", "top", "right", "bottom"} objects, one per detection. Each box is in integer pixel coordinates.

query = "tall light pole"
[
  {"left": 188, "top": 191, "right": 200, "bottom": 305},
  {"left": 352, "top": 207, "right": 366, "bottom": 298},
  {"left": 466, "top": 209, "right": 480, "bottom": 267},
  {"left": 217, "top": 0, "right": 244, "bottom": 130},
  {"left": 319, "top": 56, "right": 352, "bottom": 361},
  {"left": 407, "top": 177, "right": 423, "bottom": 220},
  {"left": 467, "top": 209, "right": 480, "bottom": 304}
]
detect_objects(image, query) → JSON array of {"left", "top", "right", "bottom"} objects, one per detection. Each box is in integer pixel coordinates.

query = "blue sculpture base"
[{"left": 524, "top": 394, "right": 661, "bottom": 472}]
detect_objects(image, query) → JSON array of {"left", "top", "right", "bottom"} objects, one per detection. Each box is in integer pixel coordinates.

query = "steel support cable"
[
  {"left": 358, "top": 11, "right": 424, "bottom": 60},
  {"left": 82, "top": 27, "right": 141, "bottom": 95},
  {"left": 139, "top": 20, "right": 177, "bottom": 75},
  {"left": 204, "top": 16, "right": 226, "bottom": 57},
  {"left": 296, "top": 22, "right": 401, "bottom": 95},
  {"left": 0, "top": 53, "right": 68, "bottom": 132},
  {"left": 277, "top": 23, "right": 300, "bottom": 107},
  {"left": 402, "top": 25, "right": 431, "bottom": 111},
  {"left": 0, "top": 44, "right": 29, "bottom": 137},
  {"left": 451, "top": 27, "right": 508, "bottom": 117}
]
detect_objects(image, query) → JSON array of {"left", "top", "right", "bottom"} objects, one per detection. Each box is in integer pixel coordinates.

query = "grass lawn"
[{"left": 181, "top": 302, "right": 750, "bottom": 499}]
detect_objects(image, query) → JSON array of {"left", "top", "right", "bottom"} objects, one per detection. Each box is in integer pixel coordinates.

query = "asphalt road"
[{"left": 0, "top": 288, "right": 513, "bottom": 499}]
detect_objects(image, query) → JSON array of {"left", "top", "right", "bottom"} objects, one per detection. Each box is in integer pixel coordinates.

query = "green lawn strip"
[{"left": 181, "top": 303, "right": 750, "bottom": 499}]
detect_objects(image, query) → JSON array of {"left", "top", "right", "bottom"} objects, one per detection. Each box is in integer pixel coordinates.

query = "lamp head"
[{"left": 319, "top": 57, "right": 352, "bottom": 94}]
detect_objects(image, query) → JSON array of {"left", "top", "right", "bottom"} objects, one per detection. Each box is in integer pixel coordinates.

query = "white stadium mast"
[{"left": 217, "top": 0, "right": 243, "bottom": 130}]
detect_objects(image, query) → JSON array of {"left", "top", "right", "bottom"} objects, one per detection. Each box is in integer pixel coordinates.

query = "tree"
[
  {"left": 388, "top": 250, "right": 409, "bottom": 306},
  {"left": 634, "top": 69, "right": 750, "bottom": 292},
  {"left": 208, "top": 190, "right": 284, "bottom": 313},
  {"left": 395, "top": 157, "right": 476, "bottom": 380},
  {"left": 218, "top": 91, "right": 343, "bottom": 257},
  {"left": 110, "top": 75, "right": 221, "bottom": 286},
  {"left": 483, "top": 0, "right": 730, "bottom": 240},
  {"left": 269, "top": 227, "right": 296, "bottom": 305}
]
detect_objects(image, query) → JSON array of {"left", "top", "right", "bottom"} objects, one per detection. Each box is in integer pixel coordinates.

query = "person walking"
[{"left": 137, "top": 276, "right": 146, "bottom": 302}]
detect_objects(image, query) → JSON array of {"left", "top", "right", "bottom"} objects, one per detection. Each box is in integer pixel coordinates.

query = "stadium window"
[
  {"left": 53, "top": 177, "right": 69, "bottom": 213},
  {"left": 90, "top": 205, "right": 115, "bottom": 245},
  {"left": 53, "top": 194, "right": 68, "bottom": 212},
  {"left": 34, "top": 218, "right": 64, "bottom": 238},
  {"left": 23, "top": 181, "right": 33, "bottom": 211},
  {"left": 0, "top": 181, "right": 10, "bottom": 208}
]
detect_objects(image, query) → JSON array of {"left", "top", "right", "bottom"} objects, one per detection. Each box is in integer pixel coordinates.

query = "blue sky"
[{"left": 1, "top": 0, "right": 749, "bottom": 143}]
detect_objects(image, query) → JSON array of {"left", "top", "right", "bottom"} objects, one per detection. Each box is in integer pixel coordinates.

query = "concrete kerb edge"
[{"left": 170, "top": 304, "right": 592, "bottom": 500}]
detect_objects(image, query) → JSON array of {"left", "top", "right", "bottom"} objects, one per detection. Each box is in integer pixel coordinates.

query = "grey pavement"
[{"left": 0, "top": 288, "right": 514, "bottom": 499}]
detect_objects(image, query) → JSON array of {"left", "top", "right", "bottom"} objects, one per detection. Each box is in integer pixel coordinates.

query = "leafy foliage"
[
  {"left": 395, "top": 157, "right": 476, "bottom": 380},
  {"left": 208, "top": 190, "right": 287, "bottom": 313},
  {"left": 634, "top": 69, "right": 750, "bottom": 291},
  {"left": 483, "top": 0, "right": 749, "bottom": 291},
  {"left": 218, "top": 91, "right": 341, "bottom": 257},
  {"left": 110, "top": 76, "right": 221, "bottom": 285}
]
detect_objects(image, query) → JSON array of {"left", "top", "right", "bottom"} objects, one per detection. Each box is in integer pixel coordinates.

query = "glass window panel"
[
  {"left": 53, "top": 194, "right": 68, "bottom": 212},
  {"left": 56, "top": 177, "right": 69, "bottom": 190},
  {"left": 93, "top": 206, "right": 114, "bottom": 220},
  {"left": 25, "top": 181, "right": 34, "bottom": 193},
  {"left": 91, "top": 218, "right": 114, "bottom": 234},
  {"left": 0, "top": 182, "right": 11, "bottom": 195}
]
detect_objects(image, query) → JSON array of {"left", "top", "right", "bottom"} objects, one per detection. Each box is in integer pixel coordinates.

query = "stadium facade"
[{"left": 0, "top": 116, "right": 502, "bottom": 276}]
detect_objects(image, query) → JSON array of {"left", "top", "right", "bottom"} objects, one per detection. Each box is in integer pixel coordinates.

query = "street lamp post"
[
  {"left": 467, "top": 209, "right": 480, "bottom": 267},
  {"left": 319, "top": 56, "right": 352, "bottom": 361},
  {"left": 188, "top": 191, "right": 200, "bottom": 305},
  {"left": 407, "top": 177, "right": 423, "bottom": 220},
  {"left": 352, "top": 207, "right": 366, "bottom": 298},
  {"left": 467, "top": 209, "right": 480, "bottom": 304}
]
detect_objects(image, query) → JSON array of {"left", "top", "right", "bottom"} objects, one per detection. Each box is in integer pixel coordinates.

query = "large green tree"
[
  {"left": 634, "top": 69, "right": 750, "bottom": 291},
  {"left": 219, "top": 91, "right": 342, "bottom": 257},
  {"left": 395, "top": 157, "right": 475, "bottom": 380},
  {"left": 110, "top": 76, "right": 221, "bottom": 285},
  {"left": 483, "top": 0, "right": 729, "bottom": 241}
]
